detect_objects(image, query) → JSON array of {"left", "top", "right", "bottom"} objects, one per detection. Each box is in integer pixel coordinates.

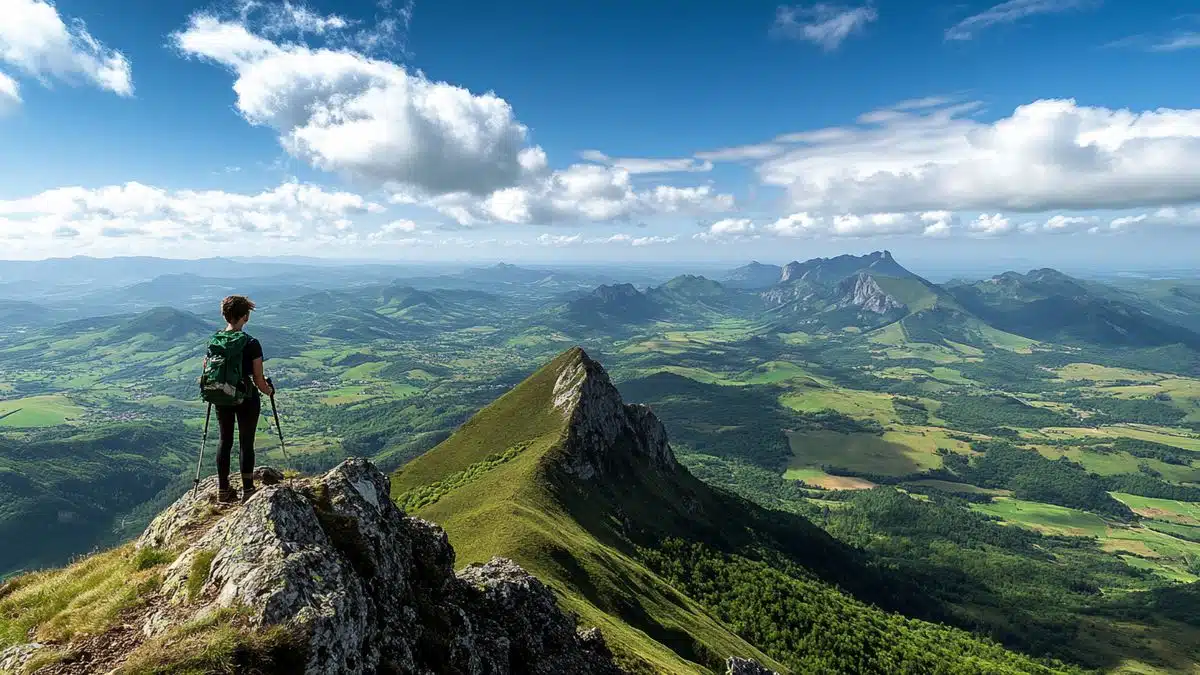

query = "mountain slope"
[
  {"left": 391, "top": 348, "right": 1075, "bottom": 674},
  {"left": 947, "top": 269, "right": 1200, "bottom": 348},
  {"left": 392, "top": 347, "right": 781, "bottom": 672},
  {"left": 722, "top": 262, "right": 782, "bottom": 290}
]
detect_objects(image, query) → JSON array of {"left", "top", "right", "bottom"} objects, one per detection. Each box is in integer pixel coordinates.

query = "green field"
[
  {"left": 780, "top": 385, "right": 899, "bottom": 425},
  {"left": 787, "top": 429, "right": 942, "bottom": 477},
  {"left": 972, "top": 497, "right": 1109, "bottom": 537},
  {"left": 1112, "top": 493, "right": 1200, "bottom": 525},
  {"left": 0, "top": 395, "right": 84, "bottom": 427}
]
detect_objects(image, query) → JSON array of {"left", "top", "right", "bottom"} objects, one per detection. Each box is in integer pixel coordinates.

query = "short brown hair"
[{"left": 221, "top": 295, "right": 256, "bottom": 323}]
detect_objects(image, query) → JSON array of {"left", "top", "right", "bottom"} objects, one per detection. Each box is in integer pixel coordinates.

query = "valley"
[{"left": 3, "top": 253, "right": 1200, "bottom": 674}]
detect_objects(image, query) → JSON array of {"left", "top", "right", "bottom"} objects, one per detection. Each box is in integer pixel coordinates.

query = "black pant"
[{"left": 216, "top": 396, "right": 260, "bottom": 487}]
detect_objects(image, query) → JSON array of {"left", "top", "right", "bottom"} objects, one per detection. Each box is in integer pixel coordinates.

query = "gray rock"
[
  {"left": 0, "top": 642, "right": 44, "bottom": 673},
  {"left": 836, "top": 273, "right": 905, "bottom": 315},
  {"left": 726, "top": 655, "right": 778, "bottom": 675},
  {"left": 553, "top": 348, "right": 678, "bottom": 480},
  {"left": 131, "top": 458, "right": 623, "bottom": 675}
]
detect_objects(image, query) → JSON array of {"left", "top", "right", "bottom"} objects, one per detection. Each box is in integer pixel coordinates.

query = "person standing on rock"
[{"left": 202, "top": 295, "right": 274, "bottom": 503}]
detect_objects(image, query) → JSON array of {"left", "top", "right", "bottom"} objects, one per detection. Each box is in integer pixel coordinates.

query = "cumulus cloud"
[
  {"left": 580, "top": 150, "right": 713, "bottom": 174},
  {"left": 1103, "top": 207, "right": 1200, "bottom": 232},
  {"left": 695, "top": 218, "right": 758, "bottom": 241},
  {"left": 173, "top": 13, "right": 543, "bottom": 196},
  {"left": 967, "top": 213, "right": 1014, "bottom": 237},
  {"left": 765, "top": 211, "right": 959, "bottom": 238},
  {"left": 367, "top": 218, "right": 420, "bottom": 240},
  {"left": 0, "top": 180, "right": 384, "bottom": 244},
  {"left": 425, "top": 164, "right": 733, "bottom": 226},
  {"left": 772, "top": 3, "right": 878, "bottom": 51},
  {"left": 727, "top": 98, "right": 1200, "bottom": 215},
  {"left": 0, "top": 0, "right": 133, "bottom": 104},
  {"left": 945, "top": 0, "right": 1094, "bottom": 41}
]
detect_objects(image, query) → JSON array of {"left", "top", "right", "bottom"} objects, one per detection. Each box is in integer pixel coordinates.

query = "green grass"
[
  {"left": 1055, "top": 363, "right": 1161, "bottom": 383},
  {"left": 786, "top": 430, "right": 940, "bottom": 477},
  {"left": 780, "top": 386, "right": 898, "bottom": 425},
  {"left": 782, "top": 467, "right": 876, "bottom": 490},
  {"left": 0, "top": 395, "right": 84, "bottom": 427},
  {"left": 1031, "top": 425, "right": 1200, "bottom": 453},
  {"left": 737, "top": 361, "right": 813, "bottom": 385},
  {"left": 1111, "top": 493, "right": 1200, "bottom": 525},
  {"left": 392, "top": 348, "right": 783, "bottom": 673},
  {"left": 0, "top": 545, "right": 167, "bottom": 650},
  {"left": 972, "top": 497, "right": 1109, "bottom": 537},
  {"left": 115, "top": 607, "right": 305, "bottom": 675}
]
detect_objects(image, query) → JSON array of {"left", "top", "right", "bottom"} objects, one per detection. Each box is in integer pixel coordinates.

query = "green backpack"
[{"left": 199, "top": 331, "right": 250, "bottom": 406}]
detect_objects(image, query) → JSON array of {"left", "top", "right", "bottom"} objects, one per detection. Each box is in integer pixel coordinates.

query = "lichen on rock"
[{"left": 126, "top": 457, "right": 624, "bottom": 674}]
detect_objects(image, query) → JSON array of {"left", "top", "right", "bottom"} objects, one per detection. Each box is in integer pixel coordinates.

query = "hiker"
[{"left": 202, "top": 295, "right": 274, "bottom": 503}]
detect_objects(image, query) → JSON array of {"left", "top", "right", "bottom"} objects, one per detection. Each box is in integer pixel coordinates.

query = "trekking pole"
[
  {"left": 192, "top": 403, "right": 212, "bottom": 496},
  {"left": 266, "top": 378, "right": 293, "bottom": 480}
]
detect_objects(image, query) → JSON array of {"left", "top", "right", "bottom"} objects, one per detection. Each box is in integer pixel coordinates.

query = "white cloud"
[
  {"left": 173, "top": 14, "right": 543, "bottom": 196},
  {"left": 0, "top": 0, "right": 133, "bottom": 103},
  {"left": 1150, "top": 32, "right": 1200, "bottom": 52},
  {"left": 258, "top": 1, "right": 350, "bottom": 36},
  {"left": 772, "top": 3, "right": 878, "bottom": 51},
  {"left": 945, "top": 0, "right": 1094, "bottom": 41},
  {"left": 695, "top": 218, "right": 758, "bottom": 241},
  {"left": 537, "top": 233, "right": 583, "bottom": 247},
  {"left": 0, "top": 180, "right": 384, "bottom": 244},
  {"left": 0, "top": 71, "right": 18, "bottom": 112},
  {"left": 425, "top": 164, "right": 733, "bottom": 226},
  {"left": 1103, "top": 207, "right": 1200, "bottom": 232},
  {"left": 536, "top": 232, "right": 679, "bottom": 247},
  {"left": 734, "top": 98, "right": 1200, "bottom": 214},
  {"left": 368, "top": 218, "right": 420, "bottom": 240},
  {"left": 919, "top": 211, "right": 955, "bottom": 238},
  {"left": 1039, "top": 214, "right": 1096, "bottom": 234},
  {"left": 766, "top": 210, "right": 958, "bottom": 238},
  {"left": 968, "top": 213, "right": 1014, "bottom": 237},
  {"left": 580, "top": 150, "right": 713, "bottom": 174}
]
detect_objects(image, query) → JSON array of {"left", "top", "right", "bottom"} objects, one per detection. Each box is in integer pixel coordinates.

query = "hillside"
[
  {"left": 391, "top": 347, "right": 1079, "bottom": 674},
  {"left": 722, "top": 262, "right": 782, "bottom": 290},
  {"left": 947, "top": 269, "right": 1200, "bottom": 348}
]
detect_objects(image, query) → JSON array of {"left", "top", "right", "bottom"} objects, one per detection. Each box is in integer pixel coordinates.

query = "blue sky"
[{"left": 1, "top": 0, "right": 1199, "bottom": 270}]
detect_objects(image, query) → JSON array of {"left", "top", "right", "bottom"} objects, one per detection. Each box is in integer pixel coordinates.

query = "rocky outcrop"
[
  {"left": 726, "top": 656, "right": 778, "bottom": 674},
  {"left": 552, "top": 347, "right": 678, "bottom": 480},
  {"left": 837, "top": 273, "right": 905, "bottom": 315},
  {"left": 9, "top": 459, "right": 622, "bottom": 675}
]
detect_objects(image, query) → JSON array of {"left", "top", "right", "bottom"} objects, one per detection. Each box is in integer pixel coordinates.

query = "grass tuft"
[
  {"left": 116, "top": 607, "right": 306, "bottom": 675},
  {"left": 0, "top": 544, "right": 169, "bottom": 650},
  {"left": 186, "top": 550, "right": 217, "bottom": 603}
]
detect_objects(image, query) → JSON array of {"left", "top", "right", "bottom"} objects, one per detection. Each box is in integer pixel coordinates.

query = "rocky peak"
[
  {"left": 3, "top": 459, "right": 621, "bottom": 675},
  {"left": 551, "top": 347, "right": 678, "bottom": 480},
  {"left": 779, "top": 260, "right": 805, "bottom": 283},
  {"left": 837, "top": 273, "right": 906, "bottom": 314}
]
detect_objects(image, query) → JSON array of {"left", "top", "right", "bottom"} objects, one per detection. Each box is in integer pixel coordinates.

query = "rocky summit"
[
  {"left": 1, "top": 459, "right": 621, "bottom": 675},
  {"left": 552, "top": 347, "right": 677, "bottom": 480}
]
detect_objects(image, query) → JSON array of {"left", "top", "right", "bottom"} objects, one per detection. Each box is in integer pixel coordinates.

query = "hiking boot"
[
  {"left": 241, "top": 473, "right": 256, "bottom": 503},
  {"left": 217, "top": 487, "right": 239, "bottom": 503}
]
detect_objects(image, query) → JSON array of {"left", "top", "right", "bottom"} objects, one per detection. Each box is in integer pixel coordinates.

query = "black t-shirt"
[{"left": 241, "top": 334, "right": 264, "bottom": 399}]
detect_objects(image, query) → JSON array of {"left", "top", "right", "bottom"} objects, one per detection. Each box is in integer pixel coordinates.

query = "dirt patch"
[
  {"left": 810, "top": 475, "right": 876, "bottom": 490},
  {"left": 1134, "top": 507, "right": 1200, "bottom": 526},
  {"left": 32, "top": 599, "right": 157, "bottom": 674},
  {"left": 1101, "top": 538, "right": 1159, "bottom": 558}
]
